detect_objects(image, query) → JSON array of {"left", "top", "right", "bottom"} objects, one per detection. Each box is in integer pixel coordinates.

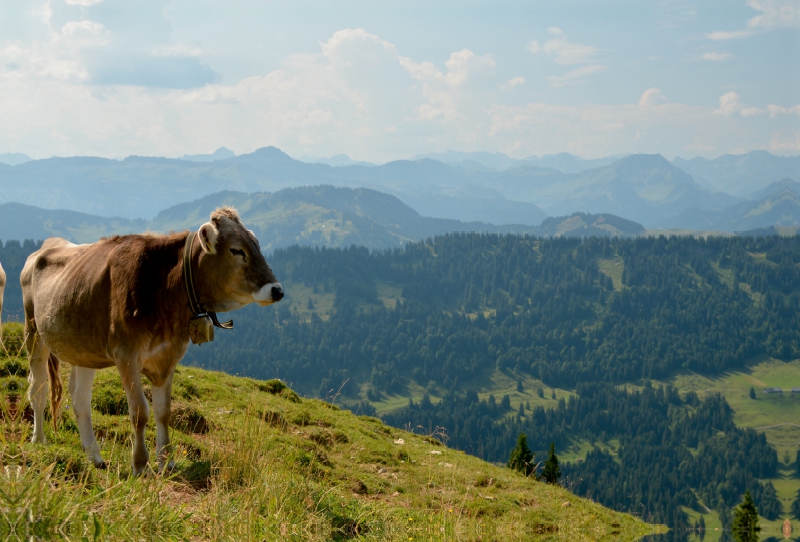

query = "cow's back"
[{"left": 23, "top": 238, "right": 117, "bottom": 367}]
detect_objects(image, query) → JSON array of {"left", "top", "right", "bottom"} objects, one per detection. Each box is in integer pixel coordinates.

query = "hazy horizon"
[{"left": 1, "top": 1, "right": 798, "bottom": 163}]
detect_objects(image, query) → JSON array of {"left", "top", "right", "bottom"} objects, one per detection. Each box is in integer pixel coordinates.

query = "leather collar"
[{"left": 183, "top": 231, "right": 233, "bottom": 330}]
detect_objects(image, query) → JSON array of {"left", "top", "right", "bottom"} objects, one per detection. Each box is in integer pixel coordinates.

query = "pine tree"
[
  {"left": 542, "top": 441, "right": 561, "bottom": 484},
  {"left": 731, "top": 490, "right": 760, "bottom": 542},
  {"left": 749, "top": 387, "right": 756, "bottom": 399},
  {"left": 507, "top": 433, "right": 535, "bottom": 477},
  {"left": 518, "top": 402, "right": 525, "bottom": 417},
  {"left": 791, "top": 487, "right": 800, "bottom": 520},
  {"left": 516, "top": 379, "right": 524, "bottom": 393},
  {"left": 551, "top": 389, "right": 556, "bottom": 400},
  {"left": 796, "top": 448, "right": 800, "bottom": 477},
  {"left": 697, "top": 515, "right": 706, "bottom": 542}
]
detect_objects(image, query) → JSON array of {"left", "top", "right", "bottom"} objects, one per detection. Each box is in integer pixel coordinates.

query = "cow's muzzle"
[{"left": 254, "top": 282, "right": 284, "bottom": 305}]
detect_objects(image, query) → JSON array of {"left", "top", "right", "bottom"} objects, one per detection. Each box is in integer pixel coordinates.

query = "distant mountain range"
[
  {"left": 672, "top": 151, "right": 800, "bottom": 197},
  {"left": 0, "top": 186, "right": 540, "bottom": 249},
  {"left": 0, "top": 153, "right": 32, "bottom": 166},
  {"left": 410, "top": 150, "right": 624, "bottom": 173},
  {"left": 180, "top": 147, "right": 236, "bottom": 162},
  {"left": 0, "top": 184, "right": 656, "bottom": 249},
  {"left": 0, "top": 147, "right": 797, "bottom": 233},
  {"left": 662, "top": 179, "right": 800, "bottom": 232}
]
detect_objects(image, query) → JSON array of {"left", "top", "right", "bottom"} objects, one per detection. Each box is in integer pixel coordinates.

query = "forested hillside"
[{"left": 185, "top": 233, "right": 800, "bottom": 393}]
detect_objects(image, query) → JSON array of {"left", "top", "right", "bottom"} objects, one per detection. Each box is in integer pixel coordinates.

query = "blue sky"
[{"left": 0, "top": 0, "right": 798, "bottom": 162}]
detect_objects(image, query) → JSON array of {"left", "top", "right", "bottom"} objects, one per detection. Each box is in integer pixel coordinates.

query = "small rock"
[
  {"left": 429, "top": 450, "right": 442, "bottom": 455},
  {"left": 561, "top": 501, "right": 571, "bottom": 507},
  {"left": 394, "top": 438, "right": 405, "bottom": 445},
  {"left": 392, "top": 491, "right": 400, "bottom": 497}
]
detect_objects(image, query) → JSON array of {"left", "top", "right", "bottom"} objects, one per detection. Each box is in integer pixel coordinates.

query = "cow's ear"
[{"left": 198, "top": 222, "right": 219, "bottom": 254}]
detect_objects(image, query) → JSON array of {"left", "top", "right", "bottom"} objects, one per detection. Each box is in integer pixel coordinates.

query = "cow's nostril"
[{"left": 272, "top": 285, "right": 284, "bottom": 301}]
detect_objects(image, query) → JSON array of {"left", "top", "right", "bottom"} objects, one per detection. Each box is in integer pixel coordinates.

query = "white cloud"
[
  {"left": 715, "top": 92, "right": 744, "bottom": 116},
  {"left": 714, "top": 92, "right": 766, "bottom": 117},
  {"left": 706, "top": 30, "right": 754, "bottom": 40},
  {"left": 767, "top": 103, "right": 800, "bottom": 116},
  {"left": 61, "top": 21, "right": 105, "bottom": 38},
  {"left": 639, "top": 88, "right": 668, "bottom": 106},
  {"left": 64, "top": 0, "right": 105, "bottom": 5},
  {"left": 527, "top": 30, "right": 600, "bottom": 65},
  {"left": 702, "top": 52, "right": 732, "bottom": 61},
  {"left": 528, "top": 29, "right": 605, "bottom": 87},
  {"left": 500, "top": 76, "right": 525, "bottom": 90},
  {"left": 770, "top": 131, "right": 800, "bottom": 152},
  {"left": 0, "top": 23, "right": 794, "bottom": 162},
  {"left": 746, "top": 0, "right": 800, "bottom": 29},
  {"left": 705, "top": 0, "right": 799, "bottom": 42},
  {"left": 547, "top": 65, "right": 606, "bottom": 87}
]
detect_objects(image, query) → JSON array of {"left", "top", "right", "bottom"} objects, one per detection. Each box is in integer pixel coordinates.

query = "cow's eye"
[{"left": 230, "top": 248, "right": 246, "bottom": 260}]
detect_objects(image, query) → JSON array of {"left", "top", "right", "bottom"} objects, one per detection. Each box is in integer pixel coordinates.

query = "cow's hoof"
[
  {"left": 94, "top": 460, "right": 108, "bottom": 470},
  {"left": 159, "top": 460, "right": 177, "bottom": 474}
]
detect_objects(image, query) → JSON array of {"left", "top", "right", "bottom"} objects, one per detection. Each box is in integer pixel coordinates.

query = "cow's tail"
[{"left": 48, "top": 353, "right": 62, "bottom": 431}]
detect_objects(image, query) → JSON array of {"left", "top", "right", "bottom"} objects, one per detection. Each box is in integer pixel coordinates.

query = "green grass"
[
  {"left": 0, "top": 323, "right": 661, "bottom": 541},
  {"left": 597, "top": 256, "right": 625, "bottom": 291},
  {"left": 368, "top": 369, "right": 573, "bottom": 418}
]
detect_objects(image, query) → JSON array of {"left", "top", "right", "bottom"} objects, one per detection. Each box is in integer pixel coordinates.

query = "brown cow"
[{"left": 22, "top": 208, "right": 283, "bottom": 475}]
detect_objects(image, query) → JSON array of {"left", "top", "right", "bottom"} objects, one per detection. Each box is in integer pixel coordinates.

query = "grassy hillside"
[{"left": 0, "top": 323, "right": 661, "bottom": 541}]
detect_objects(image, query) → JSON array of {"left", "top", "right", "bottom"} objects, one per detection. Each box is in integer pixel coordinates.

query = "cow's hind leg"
[
  {"left": 117, "top": 363, "right": 150, "bottom": 476},
  {"left": 151, "top": 371, "right": 175, "bottom": 472},
  {"left": 26, "top": 333, "right": 50, "bottom": 444},
  {"left": 68, "top": 366, "right": 104, "bottom": 467}
]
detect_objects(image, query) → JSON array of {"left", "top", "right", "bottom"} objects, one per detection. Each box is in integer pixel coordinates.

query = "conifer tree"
[
  {"left": 517, "top": 379, "right": 524, "bottom": 393},
  {"left": 796, "top": 448, "right": 800, "bottom": 477},
  {"left": 542, "top": 442, "right": 561, "bottom": 484},
  {"left": 731, "top": 490, "right": 760, "bottom": 542},
  {"left": 749, "top": 387, "right": 755, "bottom": 399},
  {"left": 507, "top": 433, "right": 534, "bottom": 477},
  {"left": 697, "top": 515, "right": 706, "bottom": 542},
  {"left": 518, "top": 402, "right": 525, "bottom": 417},
  {"left": 791, "top": 487, "right": 800, "bottom": 520}
]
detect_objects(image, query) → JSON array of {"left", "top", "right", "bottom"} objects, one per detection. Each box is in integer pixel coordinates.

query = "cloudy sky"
[{"left": 1, "top": 0, "right": 798, "bottom": 162}]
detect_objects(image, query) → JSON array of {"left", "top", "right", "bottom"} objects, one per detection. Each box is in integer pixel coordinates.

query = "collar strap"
[{"left": 183, "top": 231, "right": 233, "bottom": 330}]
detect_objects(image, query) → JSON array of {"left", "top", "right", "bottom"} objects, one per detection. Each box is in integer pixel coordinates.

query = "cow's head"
[{"left": 195, "top": 207, "right": 283, "bottom": 312}]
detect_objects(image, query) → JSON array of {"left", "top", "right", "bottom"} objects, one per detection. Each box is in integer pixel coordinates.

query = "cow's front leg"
[
  {"left": 68, "top": 366, "right": 104, "bottom": 467},
  {"left": 117, "top": 363, "right": 149, "bottom": 476},
  {"left": 151, "top": 371, "right": 175, "bottom": 472},
  {"left": 26, "top": 334, "right": 50, "bottom": 444}
]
